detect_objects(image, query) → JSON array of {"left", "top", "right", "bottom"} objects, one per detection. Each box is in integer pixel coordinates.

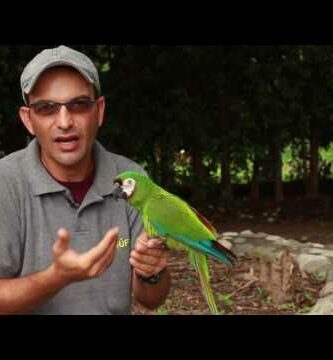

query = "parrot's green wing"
[
  {"left": 143, "top": 192, "right": 214, "bottom": 241},
  {"left": 143, "top": 212, "right": 188, "bottom": 251},
  {"left": 143, "top": 193, "right": 236, "bottom": 265}
]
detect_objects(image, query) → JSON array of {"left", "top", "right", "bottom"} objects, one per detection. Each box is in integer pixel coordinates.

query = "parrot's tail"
[
  {"left": 210, "top": 240, "right": 238, "bottom": 265},
  {"left": 188, "top": 251, "right": 219, "bottom": 315}
]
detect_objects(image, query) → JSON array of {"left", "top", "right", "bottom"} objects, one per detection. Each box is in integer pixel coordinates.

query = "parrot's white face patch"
[{"left": 122, "top": 178, "right": 136, "bottom": 198}]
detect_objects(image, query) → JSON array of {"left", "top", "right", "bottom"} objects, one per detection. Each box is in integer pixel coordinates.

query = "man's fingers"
[
  {"left": 130, "top": 257, "right": 166, "bottom": 277},
  {"left": 136, "top": 231, "right": 149, "bottom": 245},
  {"left": 136, "top": 232, "right": 166, "bottom": 249},
  {"left": 147, "top": 238, "right": 166, "bottom": 249},
  {"left": 90, "top": 234, "right": 118, "bottom": 276},
  {"left": 135, "top": 244, "right": 166, "bottom": 257},
  {"left": 135, "top": 238, "right": 167, "bottom": 254},
  {"left": 135, "top": 232, "right": 167, "bottom": 252},
  {"left": 132, "top": 232, "right": 168, "bottom": 277},
  {"left": 53, "top": 228, "right": 70, "bottom": 257},
  {"left": 131, "top": 250, "right": 163, "bottom": 266},
  {"left": 130, "top": 257, "right": 153, "bottom": 276},
  {"left": 134, "top": 244, "right": 169, "bottom": 260},
  {"left": 130, "top": 250, "right": 167, "bottom": 270},
  {"left": 83, "top": 227, "right": 119, "bottom": 266}
]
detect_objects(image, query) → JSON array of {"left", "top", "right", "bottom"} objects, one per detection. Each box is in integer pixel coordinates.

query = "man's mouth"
[
  {"left": 54, "top": 135, "right": 80, "bottom": 150},
  {"left": 55, "top": 135, "right": 79, "bottom": 143}
]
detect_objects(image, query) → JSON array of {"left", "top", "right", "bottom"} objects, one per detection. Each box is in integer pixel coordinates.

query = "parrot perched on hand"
[{"left": 114, "top": 171, "right": 237, "bottom": 314}]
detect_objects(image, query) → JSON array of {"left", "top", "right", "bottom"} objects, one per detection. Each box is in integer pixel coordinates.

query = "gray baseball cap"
[{"left": 20, "top": 45, "right": 101, "bottom": 104}]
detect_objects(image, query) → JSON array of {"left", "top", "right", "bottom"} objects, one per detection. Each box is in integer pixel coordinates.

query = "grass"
[
  {"left": 217, "top": 293, "right": 233, "bottom": 307},
  {"left": 154, "top": 306, "right": 169, "bottom": 315},
  {"left": 297, "top": 305, "right": 313, "bottom": 314},
  {"left": 153, "top": 299, "right": 173, "bottom": 315},
  {"left": 278, "top": 302, "right": 295, "bottom": 311}
]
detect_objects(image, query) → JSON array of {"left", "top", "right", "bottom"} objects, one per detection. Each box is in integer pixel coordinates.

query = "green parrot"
[{"left": 114, "top": 171, "right": 237, "bottom": 314}]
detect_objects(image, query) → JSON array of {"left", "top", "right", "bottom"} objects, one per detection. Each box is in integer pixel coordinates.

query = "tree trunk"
[
  {"left": 160, "top": 148, "right": 173, "bottom": 189},
  {"left": 259, "top": 250, "right": 295, "bottom": 304},
  {"left": 220, "top": 140, "right": 234, "bottom": 205},
  {"left": 151, "top": 142, "right": 160, "bottom": 183},
  {"left": 307, "top": 123, "right": 319, "bottom": 198},
  {"left": 300, "top": 138, "right": 308, "bottom": 191},
  {"left": 190, "top": 146, "right": 205, "bottom": 205},
  {"left": 250, "top": 156, "right": 260, "bottom": 201},
  {"left": 219, "top": 96, "right": 233, "bottom": 205},
  {"left": 272, "top": 137, "right": 284, "bottom": 203}
]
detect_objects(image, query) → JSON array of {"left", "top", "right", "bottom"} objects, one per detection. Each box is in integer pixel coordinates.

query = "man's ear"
[
  {"left": 96, "top": 96, "right": 106, "bottom": 127},
  {"left": 19, "top": 106, "right": 36, "bottom": 135}
]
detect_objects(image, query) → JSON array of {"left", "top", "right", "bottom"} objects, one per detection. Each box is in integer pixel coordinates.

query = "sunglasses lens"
[
  {"left": 67, "top": 99, "right": 94, "bottom": 113},
  {"left": 33, "top": 102, "right": 59, "bottom": 115}
]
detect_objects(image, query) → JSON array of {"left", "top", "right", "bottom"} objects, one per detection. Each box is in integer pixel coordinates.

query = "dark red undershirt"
[
  {"left": 57, "top": 170, "right": 95, "bottom": 204},
  {"left": 41, "top": 160, "right": 95, "bottom": 205}
]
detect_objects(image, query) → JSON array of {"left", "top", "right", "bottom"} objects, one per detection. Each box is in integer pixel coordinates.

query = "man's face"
[{"left": 19, "top": 67, "right": 105, "bottom": 181}]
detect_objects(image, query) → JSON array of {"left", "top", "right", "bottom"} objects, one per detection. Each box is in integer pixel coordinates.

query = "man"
[{"left": 0, "top": 45, "right": 170, "bottom": 314}]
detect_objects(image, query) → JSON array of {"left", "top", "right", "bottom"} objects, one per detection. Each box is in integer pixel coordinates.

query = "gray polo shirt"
[{"left": 0, "top": 138, "right": 145, "bottom": 314}]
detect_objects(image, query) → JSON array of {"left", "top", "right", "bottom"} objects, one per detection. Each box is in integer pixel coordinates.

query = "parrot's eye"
[{"left": 124, "top": 178, "right": 135, "bottom": 188}]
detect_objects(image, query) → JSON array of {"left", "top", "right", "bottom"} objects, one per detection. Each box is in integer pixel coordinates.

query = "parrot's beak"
[{"left": 113, "top": 179, "right": 128, "bottom": 200}]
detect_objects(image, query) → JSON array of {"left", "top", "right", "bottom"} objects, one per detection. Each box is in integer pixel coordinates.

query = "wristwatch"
[{"left": 135, "top": 268, "right": 167, "bottom": 285}]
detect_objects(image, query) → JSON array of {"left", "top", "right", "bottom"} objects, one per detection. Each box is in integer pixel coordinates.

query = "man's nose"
[{"left": 55, "top": 105, "right": 74, "bottom": 130}]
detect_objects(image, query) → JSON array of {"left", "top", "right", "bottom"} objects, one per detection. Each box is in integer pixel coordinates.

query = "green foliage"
[
  {"left": 266, "top": 296, "right": 274, "bottom": 305},
  {"left": 255, "top": 287, "right": 269, "bottom": 298},
  {"left": 2, "top": 45, "right": 333, "bottom": 199},
  {"left": 153, "top": 306, "right": 169, "bottom": 315},
  {"left": 303, "top": 291, "right": 313, "bottom": 302}
]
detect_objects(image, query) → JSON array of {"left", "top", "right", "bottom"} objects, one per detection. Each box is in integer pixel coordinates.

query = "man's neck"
[{"left": 40, "top": 152, "right": 95, "bottom": 183}]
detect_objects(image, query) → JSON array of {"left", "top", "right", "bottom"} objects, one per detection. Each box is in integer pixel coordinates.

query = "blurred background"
[{"left": 2, "top": 45, "right": 333, "bottom": 217}]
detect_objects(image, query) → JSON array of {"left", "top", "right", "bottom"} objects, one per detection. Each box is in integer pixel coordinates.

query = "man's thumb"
[{"left": 53, "top": 228, "right": 70, "bottom": 256}]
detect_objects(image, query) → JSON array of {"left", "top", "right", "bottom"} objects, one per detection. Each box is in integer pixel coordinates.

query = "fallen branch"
[{"left": 230, "top": 279, "right": 258, "bottom": 297}]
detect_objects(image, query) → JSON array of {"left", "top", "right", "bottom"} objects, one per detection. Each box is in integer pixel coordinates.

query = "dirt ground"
[{"left": 133, "top": 209, "right": 331, "bottom": 315}]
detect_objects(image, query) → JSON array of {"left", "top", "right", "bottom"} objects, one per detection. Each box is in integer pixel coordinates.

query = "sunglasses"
[{"left": 29, "top": 97, "right": 97, "bottom": 116}]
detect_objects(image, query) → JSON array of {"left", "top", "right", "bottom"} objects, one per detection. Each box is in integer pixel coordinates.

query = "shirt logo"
[{"left": 117, "top": 238, "right": 130, "bottom": 248}]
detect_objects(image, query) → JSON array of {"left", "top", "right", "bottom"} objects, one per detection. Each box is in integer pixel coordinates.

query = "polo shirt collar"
[{"left": 26, "top": 138, "right": 118, "bottom": 197}]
